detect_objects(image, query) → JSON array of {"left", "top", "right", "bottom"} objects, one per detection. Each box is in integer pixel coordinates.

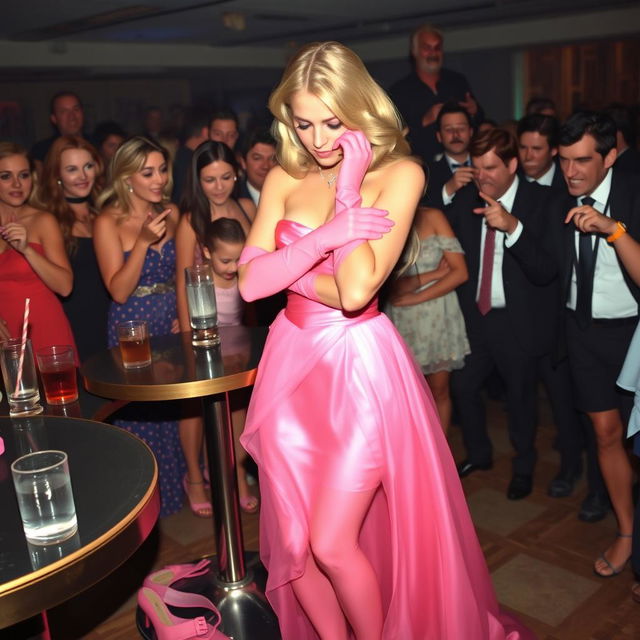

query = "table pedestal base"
[{"left": 136, "top": 551, "right": 280, "bottom": 640}]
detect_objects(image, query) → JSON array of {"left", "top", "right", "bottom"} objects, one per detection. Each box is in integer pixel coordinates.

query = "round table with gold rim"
[
  {"left": 0, "top": 415, "right": 159, "bottom": 633},
  {"left": 80, "top": 325, "right": 280, "bottom": 640}
]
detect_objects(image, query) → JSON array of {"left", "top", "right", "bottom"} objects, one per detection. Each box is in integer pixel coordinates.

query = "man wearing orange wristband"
[{"left": 549, "top": 111, "right": 640, "bottom": 578}]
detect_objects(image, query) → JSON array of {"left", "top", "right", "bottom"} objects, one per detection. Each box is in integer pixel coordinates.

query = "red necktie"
[{"left": 477, "top": 225, "right": 495, "bottom": 315}]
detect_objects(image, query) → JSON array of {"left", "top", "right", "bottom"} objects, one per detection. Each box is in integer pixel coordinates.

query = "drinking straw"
[{"left": 14, "top": 297, "right": 30, "bottom": 395}]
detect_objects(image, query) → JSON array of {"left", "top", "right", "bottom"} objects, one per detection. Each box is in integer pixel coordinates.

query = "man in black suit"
[
  {"left": 238, "top": 128, "right": 277, "bottom": 207},
  {"left": 389, "top": 23, "right": 482, "bottom": 163},
  {"left": 448, "top": 128, "right": 556, "bottom": 500},
  {"left": 423, "top": 101, "right": 475, "bottom": 210},
  {"left": 517, "top": 114, "right": 566, "bottom": 191},
  {"left": 549, "top": 111, "right": 639, "bottom": 573},
  {"left": 604, "top": 103, "right": 640, "bottom": 175}
]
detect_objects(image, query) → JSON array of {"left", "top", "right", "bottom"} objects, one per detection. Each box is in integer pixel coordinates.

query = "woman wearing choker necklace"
[
  {"left": 0, "top": 141, "right": 76, "bottom": 357},
  {"left": 36, "top": 135, "right": 110, "bottom": 362}
]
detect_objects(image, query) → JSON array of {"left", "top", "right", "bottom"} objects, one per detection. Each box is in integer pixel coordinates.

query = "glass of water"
[
  {"left": 11, "top": 450, "right": 78, "bottom": 545},
  {"left": 0, "top": 338, "right": 43, "bottom": 416},
  {"left": 185, "top": 264, "right": 220, "bottom": 347}
]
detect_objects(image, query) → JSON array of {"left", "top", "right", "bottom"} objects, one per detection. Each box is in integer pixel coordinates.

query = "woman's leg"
[
  {"left": 590, "top": 409, "right": 634, "bottom": 574},
  {"left": 179, "top": 410, "right": 211, "bottom": 517},
  {"left": 231, "top": 407, "right": 258, "bottom": 511},
  {"left": 309, "top": 485, "right": 383, "bottom": 640},
  {"left": 426, "top": 370, "right": 452, "bottom": 434}
]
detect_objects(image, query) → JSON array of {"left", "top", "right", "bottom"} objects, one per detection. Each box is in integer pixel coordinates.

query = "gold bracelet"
[{"left": 606, "top": 220, "right": 627, "bottom": 244}]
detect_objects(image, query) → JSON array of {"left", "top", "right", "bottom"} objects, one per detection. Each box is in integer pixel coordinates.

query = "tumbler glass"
[
  {"left": 185, "top": 264, "right": 219, "bottom": 347},
  {"left": 0, "top": 338, "right": 43, "bottom": 416}
]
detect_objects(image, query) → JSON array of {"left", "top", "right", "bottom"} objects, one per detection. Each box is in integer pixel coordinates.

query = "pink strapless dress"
[{"left": 241, "top": 219, "right": 534, "bottom": 640}]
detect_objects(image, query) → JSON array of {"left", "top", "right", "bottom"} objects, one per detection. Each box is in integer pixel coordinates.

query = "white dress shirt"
[
  {"left": 246, "top": 180, "right": 261, "bottom": 206},
  {"left": 475, "top": 175, "right": 524, "bottom": 309},
  {"left": 566, "top": 169, "right": 637, "bottom": 318},
  {"left": 524, "top": 162, "right": 556, "bottom": 187}
]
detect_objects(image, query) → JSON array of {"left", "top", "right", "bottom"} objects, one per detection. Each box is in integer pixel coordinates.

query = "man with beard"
[
  {"left": 389, "top": 23, "right": 483, "bottom": 163},
  {"left": 447, "top": 128, "right": 558, "bottom": 500},
  {"left": 423, "top": 101, "right": 475, "bottom": 210}
]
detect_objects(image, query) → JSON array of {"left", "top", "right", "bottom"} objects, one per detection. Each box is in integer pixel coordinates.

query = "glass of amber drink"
[
  {"left": 117, "top": 320, "right": 152, "bottom": 369},
  {"left": 36, "top": 345, "right": 78, "bottom": 405}
]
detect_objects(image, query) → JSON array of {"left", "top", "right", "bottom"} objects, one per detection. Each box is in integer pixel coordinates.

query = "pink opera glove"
[
  {"left": 333, "top": 130, "right": 372, "bottom": 212},
  {"left": 238, "top": 208, "right": 393, "bottom": 302},
  {"left": 288, "top": 272, "right": 319, "bottom": 301},
  {"left": 332, "top": 131, "right": 376, "bottom": 270}
]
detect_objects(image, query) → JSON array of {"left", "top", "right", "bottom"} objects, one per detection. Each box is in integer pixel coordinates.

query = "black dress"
[{"left": 61, "top": 237, "right": 110, "bottom": 363}]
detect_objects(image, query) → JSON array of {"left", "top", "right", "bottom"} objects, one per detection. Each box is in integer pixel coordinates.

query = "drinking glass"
[
  {"left": 36, "top": 345, "right": 78, "bottom": 405},
  {"left": 0, "top": 338, "right": 43, "bottom": 416},
  {"left": 11, "top": 450, "right": 78, "bottom": 545},
  {"left": 117, "top": 320, "right": 152, "bottom": 368},
  {"left": 185, "top": 264, "right": 219, "bottom": 347}
]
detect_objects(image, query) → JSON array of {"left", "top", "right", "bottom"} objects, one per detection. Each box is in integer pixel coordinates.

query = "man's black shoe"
[
  {"left": 457, "top": 459, "right": 493, "bottom": 478},
  {"left": 507, "top": 474, "right": 533, "bottom": 500},
  {"left": 578, "top": 491, "right": 610, "bottom": 522},
  {"left": 548, "top": 462, "right": 583, "bottom": 498}
]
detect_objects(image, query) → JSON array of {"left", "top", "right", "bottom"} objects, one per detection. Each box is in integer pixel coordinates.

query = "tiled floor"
[{"left": 33, "top": 393, "right": 640, "bottom": 638}]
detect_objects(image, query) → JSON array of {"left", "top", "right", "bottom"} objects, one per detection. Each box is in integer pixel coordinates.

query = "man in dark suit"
[
  {"left": 423, "top": 101, "right": 475, "bottom": 210},
  {"left": 604, "top": 103, "right": 640, "bottom": 175},
  {"left": 448, "top": 128, "right": 556, "bottom": 500},
  {"left": 389, "top": 23, "right": 483, "bottom": 163},
  {"left": 238, "top": 128, "right": 277, "bottom": 207},
  {"left": 549, "top": 111, "right": 640, "bottom": 572},
  {"left": 517, "top": 114, "right": 566, "bottom": 191}
]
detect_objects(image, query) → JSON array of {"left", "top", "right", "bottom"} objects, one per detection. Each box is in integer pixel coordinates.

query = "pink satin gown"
[{"left": 241, "top": 219, "right": 534, "bottom": 639}]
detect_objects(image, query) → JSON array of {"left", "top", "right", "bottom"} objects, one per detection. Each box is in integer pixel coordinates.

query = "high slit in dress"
[{"left": 241, "top": 218, "right": 534, "bottom": 639}]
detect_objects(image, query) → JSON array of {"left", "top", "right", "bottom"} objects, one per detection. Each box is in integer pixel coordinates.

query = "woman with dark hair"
[
  {"left": 36, "top": 135, "right": 110, "bottom": 361},
  {"left": 175, "top": 140, "right": 256, "bottom": 517},
  {"left": 0, "top": 141, "right": 75, "bottom": 355}
]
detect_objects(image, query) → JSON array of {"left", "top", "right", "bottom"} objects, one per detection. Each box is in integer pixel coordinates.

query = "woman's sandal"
[
  {"left": 183, "top": 475, "right": 212, "bottom": 518},
  {"left": 138, "top": 586, "right": 229, "bottom": 640},
  {"left": 593, "top": 532, "right": 632, "bottom": 578},
  {"left": 143, "top": 559, "right": 211, "bottom": 597},
  {"left": 239, "top": 494, "right": 260, "bottom": 514}
]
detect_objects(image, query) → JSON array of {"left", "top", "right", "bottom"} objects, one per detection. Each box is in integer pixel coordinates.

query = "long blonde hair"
[
  {"left": 268, "top": 41, "right": 412, "bottom": 178},
  {"left": 96, "top": 136, "right": 172, "bottom": 217}
]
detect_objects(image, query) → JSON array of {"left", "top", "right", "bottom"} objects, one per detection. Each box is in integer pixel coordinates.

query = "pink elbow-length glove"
[
  {"left": 238, "top": 206, "right": 393, "bottom": 302},
  {"left": 332, "top": 130, "right": 374, "bottom": 269},
  {"left": 289, "top": 130, "right": 376, "bottom": 301}
]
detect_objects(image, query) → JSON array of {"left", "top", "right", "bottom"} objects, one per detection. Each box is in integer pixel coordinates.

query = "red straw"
[{"left": 14, "top": 297, "right": 30, "bottom": 395}]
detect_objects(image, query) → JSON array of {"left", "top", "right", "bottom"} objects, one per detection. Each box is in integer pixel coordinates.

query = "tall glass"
[
  {"left": 0, "top": 338, "right": 43, "bottom": 416},
  {"left": 185, "top": 264, "right": 219, "bottom": 347},
  {"left": 11, "top": 450, "right": 78, "bottom": 545}
]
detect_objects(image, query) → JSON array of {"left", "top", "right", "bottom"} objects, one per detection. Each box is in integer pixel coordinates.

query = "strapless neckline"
[{"left": 276, "top": 218, "right": 313, "bottom": 233}]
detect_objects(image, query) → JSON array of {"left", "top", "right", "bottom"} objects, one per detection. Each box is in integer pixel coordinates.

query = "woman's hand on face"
[
  {"left": 333, "top": 130, "right": 373, "bottom": 194},
  {"left": 139, "top": 209, "right": 170, "bottom": 246},
  {"left": 0, "top": 221, "right": 28, "bottom": 253}
]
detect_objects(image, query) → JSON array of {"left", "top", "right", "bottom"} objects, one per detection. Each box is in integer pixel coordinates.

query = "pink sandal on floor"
[
  {"left": 143, "top": 559, "right": 211, "bottom": 597},
  {"left": 183, "top": 475, "right": 212, "bottom": 518},
  {"left": 138, "top": 586, "right": 229, "bottom": 639}
]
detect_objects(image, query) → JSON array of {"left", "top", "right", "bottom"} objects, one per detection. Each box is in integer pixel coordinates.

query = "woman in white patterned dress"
[{"left": 387, "top": 206, "right": 470, "bottom": 433}]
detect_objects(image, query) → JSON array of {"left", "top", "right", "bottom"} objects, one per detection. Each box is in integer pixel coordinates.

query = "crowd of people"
[{"left": 1, "top": 21, "right": 640, "bottom": 638}]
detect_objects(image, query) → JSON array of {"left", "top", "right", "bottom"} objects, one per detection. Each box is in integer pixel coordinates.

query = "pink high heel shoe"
[
  {"left": 138, "top": 586, "right": 230, "bottom": 639},
  {"left": 183, "top": 475, "right": 213, "bottom": 518},
  {"left": 143, "top": 559, "right": 211, "bottom": 597}
]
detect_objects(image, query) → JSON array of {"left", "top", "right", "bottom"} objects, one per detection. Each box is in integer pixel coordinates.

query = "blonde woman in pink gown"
[{"left": 238, "top": 41, "right": 533, "bottom": 640}]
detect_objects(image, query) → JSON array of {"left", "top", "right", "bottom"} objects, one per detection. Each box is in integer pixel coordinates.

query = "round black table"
[
  {"left": 81, "top": 326, "right": 280, "bottom": 640},
  {"left": 0, "top": 415, "right": 159, "bottom": 631}
]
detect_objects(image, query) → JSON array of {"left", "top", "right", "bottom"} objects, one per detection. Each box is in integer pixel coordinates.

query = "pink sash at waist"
[{"left": 284, "top": 292, "right": 379, "bottom": 329}]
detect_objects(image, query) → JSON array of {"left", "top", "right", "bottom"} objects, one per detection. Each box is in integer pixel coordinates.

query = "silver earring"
[
  {"left": 233, "top": 176, "right": 237, "bottom": 182},
  {"left": 127, "top": 184, "right": 133, "bottom": 193},
  {"left": 57, "top": 179, "right": 62, "bottom": 186}
]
